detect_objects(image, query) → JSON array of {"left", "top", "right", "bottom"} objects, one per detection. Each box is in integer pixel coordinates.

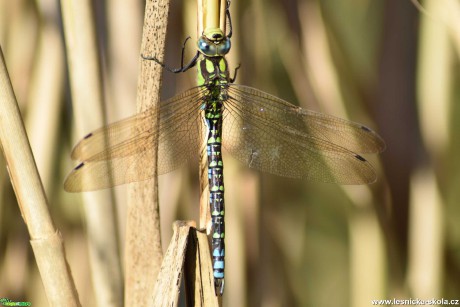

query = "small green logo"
[{"left": 0, "top": 298, "right": 31, "bottom": 306}]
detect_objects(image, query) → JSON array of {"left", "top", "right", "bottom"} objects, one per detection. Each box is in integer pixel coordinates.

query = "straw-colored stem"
[
  {"left": 60, "top": 0, "right": 123, "bottom": 305},
  {"left": 197, "top": 0, "right": 226, "bottom": 37},
  {"left": 105, "top": 0, "right": 142, "bottom": 120},
  {"left": 26, "top": 1, "right": 64, "bottom": 194},
  {"left": 0, "top": 46, "right": 80, "bottom": 307},
  {"left": 444, "top": 0, "right": 460, "bottom": 58},
  {"left": 199, "top": 144, "right": 211, "bottom": 232},
  {"left": 151, "top": 221, "right": 219, "bottom": 306},
  {"left": 197, "top": 0, "right": 226, "bottom": 234},
  {"left": 407, "top": 169, "right": 443, "bottom": 299},
  {"left": 124, "top": 0, "right": 170, "bottom": 305},
  {"left": 151, "top": 221, "right": 193, "bottom": 306}
]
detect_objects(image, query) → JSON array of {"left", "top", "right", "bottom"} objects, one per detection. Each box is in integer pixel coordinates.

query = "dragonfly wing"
[
  {"left": 64, "top": 148, "right": 158, "bottom": 192},
  {"left": 65, "top": 87, "right": 205, "bottom": 192},
  {"left": 226, "top": 85, "right": 385, "bottom": 154},
  {"left": 222, "top": 85, "right": 380, "bottom": 184},
  {"left": 157, "top": 87, "right": 205, "bottom": 174},
  {"left": 70, "top": 110, "right": 153, "bottom": 161}
]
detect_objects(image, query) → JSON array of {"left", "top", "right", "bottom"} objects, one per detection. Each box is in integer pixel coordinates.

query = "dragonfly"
[{"left": 64, "top": 0, "right": 385, "bottom": 296}]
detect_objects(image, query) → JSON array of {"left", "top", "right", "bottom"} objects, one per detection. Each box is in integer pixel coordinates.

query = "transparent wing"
[
  {"left": 222, "top": 85, "right": 384, "bottom": 184},
  {"left": 64, "top": 87, "right": 206, "bottom": 192}
]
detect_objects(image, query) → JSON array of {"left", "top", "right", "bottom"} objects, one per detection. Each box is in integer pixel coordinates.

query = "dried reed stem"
[
  {"left": 124, "top": 0, "right": 170, "bottom": 305},
  {"left": 0, "top": 46, "right": 80, "bottom": 307},
  {"left": 198, "top": 0, "right": 226, "bottom": 233},
  {"left": 60, "top": 0, "right": 123, "bottom": 305},
  {"left": 26, "top": 1, "right": 64, "bottom": 194},
  {"left": 151, "top": 221, "right": 218, "bottom": 306}
]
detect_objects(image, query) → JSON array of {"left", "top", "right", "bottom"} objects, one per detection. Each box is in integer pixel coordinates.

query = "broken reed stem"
[
  {"left": 0, "top": 46, "right": 80, "bottom": 307},
  {"left": 151, "top": 221, "right": 193, "bottom": 306},
  {"left": 60, "top": 0, "right": 123, "bottom": 305},
  {"left": 125, "top": 0, "right": 170, "bottom": 305},
  {"left": 150, "top": 221, "right": 219, "bottom": 306}
]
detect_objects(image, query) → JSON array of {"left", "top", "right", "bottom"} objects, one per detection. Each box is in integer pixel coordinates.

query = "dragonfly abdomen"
[
  {"left": 205, "top": 99, "right": 226, "bottom": 294},
  {"left": 197, "top": 47, "right": 231, "bottom": 294}
]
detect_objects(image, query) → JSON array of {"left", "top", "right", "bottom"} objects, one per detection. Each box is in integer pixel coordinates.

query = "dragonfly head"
[{"left": 198, "top": 28, "right": 231, "bottom": 57}]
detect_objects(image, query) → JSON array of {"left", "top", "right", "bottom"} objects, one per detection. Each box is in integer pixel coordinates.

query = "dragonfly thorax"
[{"left": 197, "top": 56, "right": 230, "bottom": 86}]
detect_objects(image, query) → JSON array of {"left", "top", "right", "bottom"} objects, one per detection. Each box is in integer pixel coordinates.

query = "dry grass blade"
[{"left": 0, "top": 46, "right": 80, "bottom": 306}]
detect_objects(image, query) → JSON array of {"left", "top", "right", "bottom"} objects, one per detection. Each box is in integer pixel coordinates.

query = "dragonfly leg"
[
  {"left": 225, "top": 1, "right": 233, "bottom": 38},
  {"left": 141, "top": 37, "right": 199, "bottom": 73},
  {"left": 178, "top": 36, "right": 196, "bottom": 69},
  {"left": 230, "top": 64, "right": 241, "bottom": 83}
]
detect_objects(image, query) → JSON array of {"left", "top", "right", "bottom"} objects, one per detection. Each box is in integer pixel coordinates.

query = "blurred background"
[{"left": 0, "top": 0, "right": 459, "bottom": 306}]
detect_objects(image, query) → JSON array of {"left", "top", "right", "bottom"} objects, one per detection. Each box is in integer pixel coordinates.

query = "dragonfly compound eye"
[
  {"left": 217, "top": 39, "right": 231, "bottom": 55},
  {"left": 198, "top": 37, "right": 217, "bottom": 56}
]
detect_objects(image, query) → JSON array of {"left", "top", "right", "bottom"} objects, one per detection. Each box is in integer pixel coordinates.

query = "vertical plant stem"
[
  {"left": 105, "top": 0, "right": 143, "bottom": 251},
  {"left": 105, "top": 0, "right": 142, "bottom": 119},
  {"left": 125, "top": 0, "right": 170, "bottom": 305},
  {"left": 150, "top": 221, "right": 219, "bottom": 306},
  {"left": 60, "top": 0, "right": 124, "bottom": 305},
  {"left": 0, "top": 46, "right": 80, "bottom": 307},
  {"left": 27, "top": 0, "right": 65, "bottom": 194},
  {"left": 198, "top": 0, "right": 225, "bottom": 234}
]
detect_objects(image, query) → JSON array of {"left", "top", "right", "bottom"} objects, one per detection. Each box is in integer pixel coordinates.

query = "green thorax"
[
  {"left": 197, "top": 56, "right": 230, "bottom": 87},
  {"left": 195, "top": 27, "right": 231, "bottom": 88}
]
